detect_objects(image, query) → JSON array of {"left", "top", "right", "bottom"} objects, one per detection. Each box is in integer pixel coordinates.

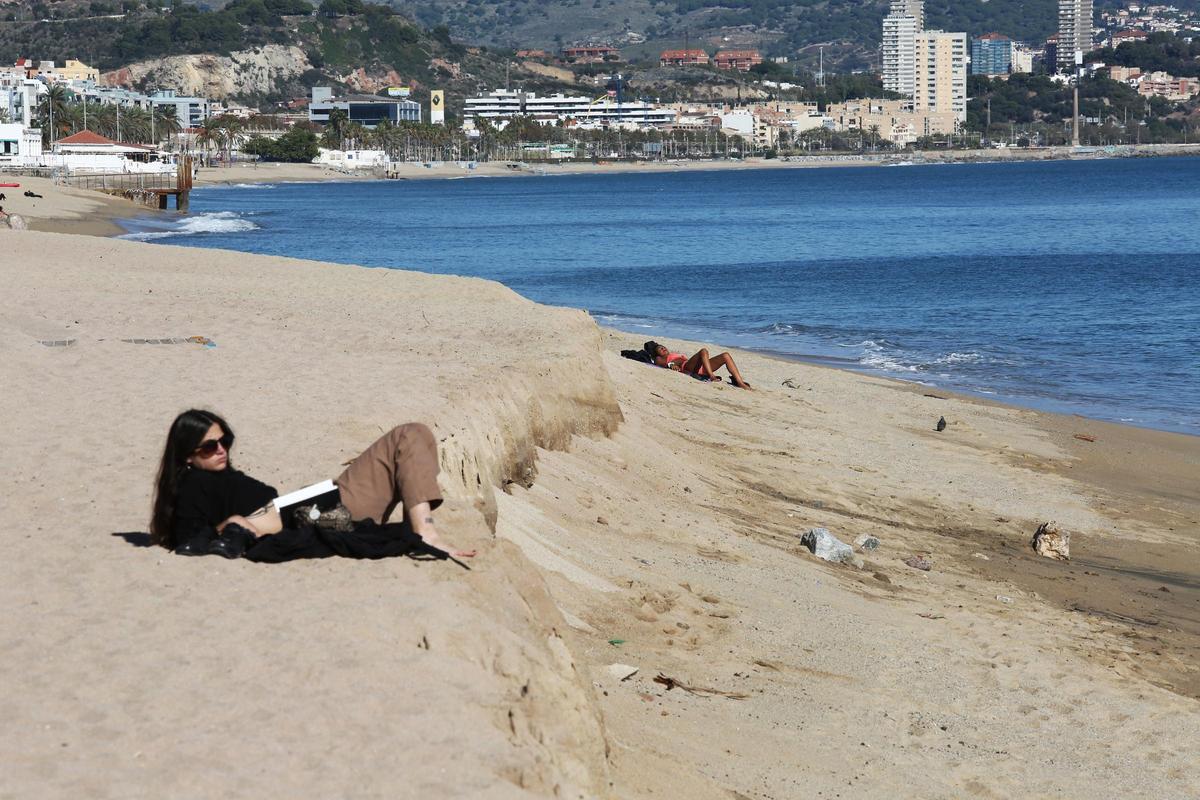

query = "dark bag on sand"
[
  {"left": 621, "top": 339, "right": 661, "bottom": 364},
  {"left": 244, "top": 519, "right": 449, "bottom": 563},
  {"left": 621, "top": 348, "right": 654, "bottom": 364}
]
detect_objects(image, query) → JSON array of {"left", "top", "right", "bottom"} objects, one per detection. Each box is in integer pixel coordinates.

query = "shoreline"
[
  {"left": 602, "top": 326, "right": 1200, "bottom": 701},
  {"left": 712, "top": 338, "right": 1198, "bottom": 438},
  {"left": 192, "top": 142, "right": 1200, "bottom": 187},
  {"left": 9, "top": 163, "right": 1197, "bottom": 439},
  {"left": 4, "top": 230, "right": 1197, "bottom": 796}
]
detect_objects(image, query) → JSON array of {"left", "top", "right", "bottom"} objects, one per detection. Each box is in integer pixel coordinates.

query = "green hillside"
[
  {"left": 0, "top": 2, "right": 578, "bottom": 111},
  {"left": 383, "top": 0, "right": 1066, "bottom": 70}
]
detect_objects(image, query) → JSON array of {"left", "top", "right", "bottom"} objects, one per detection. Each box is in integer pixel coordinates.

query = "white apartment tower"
[
  {"left": 882, "top": 0, "right": 922, "bottom": 96},
  {"left": 912, "top": 31, "right": 968, "bottom": 123},
  {"left": 1057, "top": 0, "right": 1093, "bottom": 72},
  {"left": 890, "top": 0, "right": 924, "bottom": 30}
]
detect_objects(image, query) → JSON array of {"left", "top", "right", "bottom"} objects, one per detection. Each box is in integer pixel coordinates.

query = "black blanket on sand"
[{"left": 245, "top": 521, "right": 446, "bottom": 563}]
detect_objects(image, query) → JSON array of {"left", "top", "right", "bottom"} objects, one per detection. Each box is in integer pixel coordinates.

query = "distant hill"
[
  {"left": 380, "top": 0, "right": 1067, "bottom": 70},
  {"left": 0, "top": 0, "right": 880, "bottom": 109},
  {"left": 0, "top": 2, "right": 579, "bottom": 111}
]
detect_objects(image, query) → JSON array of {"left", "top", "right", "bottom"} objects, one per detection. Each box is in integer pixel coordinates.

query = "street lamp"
[{"left": 1072, "top": 49, "right": 1081, "bottom": 148}]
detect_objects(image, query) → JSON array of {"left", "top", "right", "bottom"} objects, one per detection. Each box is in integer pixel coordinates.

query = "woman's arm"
[
  {"left": 218, "top": 503, "right": 282, "bottom": 536},
  {"left": 655, "top": 355, "right": 683, "bottom": 371}
]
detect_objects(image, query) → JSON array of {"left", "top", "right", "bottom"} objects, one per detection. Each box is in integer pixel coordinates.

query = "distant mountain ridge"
[
  {"left": 0, "top": 2, "right": 569, "bottom": 108},
  {"left": 381, "top": 0, "right": 1067, "bottom": 69}
]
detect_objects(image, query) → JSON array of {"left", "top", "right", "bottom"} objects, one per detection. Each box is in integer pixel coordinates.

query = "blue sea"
[{"left": 119, "top": 158, "right": 1200, "bottom": 434}]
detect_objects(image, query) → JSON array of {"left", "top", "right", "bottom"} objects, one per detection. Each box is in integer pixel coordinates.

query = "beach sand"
[
  {"left": 191, "top": 157, "right": 875, "bottom": 188},
  {"left": 2, "top": 206, "right": 1198, "bottom": 797},
  {"left": 2, "top": 175, "right": 137, "bottom": 237},
  {"left": 189, "top": 142, "right": 1200, "bottom": 188}
]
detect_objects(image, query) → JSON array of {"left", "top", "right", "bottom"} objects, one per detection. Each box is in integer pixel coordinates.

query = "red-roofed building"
[
  {"left": 49, "top": 130, "right": 176, "bottom": 173},
  {"left": 54, "top": 130, "right": 153, "bottom": 151},
  {"left": 561, "top": 45, "right": 620, "bottom": 63},
  {"left": 659, "top": 49, "right": 710, "bottom": 67},
  {"left": 1110, "top": 29, "right": 1150, "bottom": 47},
  {"left": 714, "top": 50, "right": 763, "bottom": 71}
]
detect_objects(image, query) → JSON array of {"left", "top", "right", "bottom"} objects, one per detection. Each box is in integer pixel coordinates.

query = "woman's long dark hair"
[{"left": 149, "top": 409, "right": 234, "bottom": 548}]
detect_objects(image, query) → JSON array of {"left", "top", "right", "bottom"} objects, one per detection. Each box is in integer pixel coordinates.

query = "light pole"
[{"left": 1072, "top": 49, "right": 1081, "bottom": 148}]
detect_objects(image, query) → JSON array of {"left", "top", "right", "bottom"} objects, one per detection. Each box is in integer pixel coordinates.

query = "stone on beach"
[
  {"left": 904, "top": 555, "right": 932, "bottom": 571},
  {"left": 854, "top": 534, "right": 880, "bottom": 552},
  {"left": 606, "top": 664, "right": 639, "bottom": 682},
  {"left": 801, "top": 528, "right": 855, "bottom": 563},
  {"left": 1031, "top": 521, "right": 1071, "bottom": 561}
]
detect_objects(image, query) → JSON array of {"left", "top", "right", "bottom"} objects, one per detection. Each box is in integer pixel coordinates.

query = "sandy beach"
[
  {"left": 191, "top": 142, "right": 1200, "bottom": 187},
  {"left": 2, "top": 180, "right": 1198, "bottom": 797},
  {"left": 190, "top": 158, "right": 876, "bottom": 188}
]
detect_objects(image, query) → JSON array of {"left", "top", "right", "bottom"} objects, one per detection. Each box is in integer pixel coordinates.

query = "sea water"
[{"left": 119, "top": 158, "right": 1200, "bottom": 434}]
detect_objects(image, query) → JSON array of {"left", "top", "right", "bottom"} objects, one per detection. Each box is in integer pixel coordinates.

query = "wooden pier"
[{"left": 57, "top": 156, "right": 194, "bottom": 211}]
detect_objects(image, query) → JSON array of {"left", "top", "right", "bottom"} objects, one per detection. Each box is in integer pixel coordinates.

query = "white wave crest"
[
  {"left": 857, "top": 339, "right": 921, "bottom": 373},
  {"left": 122, "top": 211, "right": 260, "bottom": 240},
  {"left": 933, "top": 351, "right": 983, "bottom": 365}
]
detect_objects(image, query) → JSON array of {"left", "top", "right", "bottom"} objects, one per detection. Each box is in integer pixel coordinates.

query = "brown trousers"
[{"left": 334, "top": 423, "right": 443, "bottom": 525}]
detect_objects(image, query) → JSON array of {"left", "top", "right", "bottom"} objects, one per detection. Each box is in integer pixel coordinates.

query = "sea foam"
[{"left": 122, "top": 211, "right": 260, "bottom": 240}]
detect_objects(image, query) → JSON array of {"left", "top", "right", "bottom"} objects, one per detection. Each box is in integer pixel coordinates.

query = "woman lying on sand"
[
  {"left": 150, "top": 409, "right": 475, "bottom": 559},
  {"left": 648, "top": 341, "right": 752, "bottom": 389}
]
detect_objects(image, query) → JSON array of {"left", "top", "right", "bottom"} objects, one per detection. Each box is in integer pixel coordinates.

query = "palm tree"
[
  {"left": 213, "top": 115, "right": 243, "bottom": 162},
  {"left": 196, "top": 116, "right": 226, "bottom": 165},
  {"left": 323, "top": 108, "right": 349, "bottom": 148},
  {"left": 341, "top": 121, "right": 368, "bottom": 150},
  {"left": 120, "top": 106, "right": 153, "bottom": 144},
  {"left": 151, "top": 106, "right": 182, "bottom": 148},
  {"left": 37, "top": 85, "right": 73, "bottom": 144}
]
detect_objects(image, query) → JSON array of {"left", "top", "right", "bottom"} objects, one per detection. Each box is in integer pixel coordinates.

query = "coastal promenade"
[{"left": 2, "top": 190, "right": 1198, "bottom": 796}]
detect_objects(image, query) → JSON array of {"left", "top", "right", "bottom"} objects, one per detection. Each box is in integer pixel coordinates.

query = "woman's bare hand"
[
  {"left": 217, "top": 514, "right": 259, "bottom": 536},
  {"left": 418, "top": 527, "right": 476, "bottom": 558}
]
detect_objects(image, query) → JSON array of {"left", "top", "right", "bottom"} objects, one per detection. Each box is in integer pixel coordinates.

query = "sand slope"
[
  {"left": 498, "top": 333, "right": 1199, "bottom": 797},
  {"left": 2, "top": 230, "right": 1197, "bottom": 798},
  {"left": 1, "top": 232, "right": 620, "bottom": 798}
]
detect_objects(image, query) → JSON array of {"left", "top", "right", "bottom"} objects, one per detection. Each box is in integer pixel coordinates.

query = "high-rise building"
[
  {"left": 890, "top": 0, "right": 924, "bottom": 30},
  {"left": 882, "top": 0, "right": 922, "bottom": 96},
  {"left": 913, "top": 31, "right": 968, "bottom": 123},
  {"left": 1010, "top": 45, "right": 1036, "bottom": 74},
  {"left": 1057, "top": 0, "right": 1093, "bottom": 72},
  {"left": 970, "top": 33, "right": 1013, "bottom": 76}
]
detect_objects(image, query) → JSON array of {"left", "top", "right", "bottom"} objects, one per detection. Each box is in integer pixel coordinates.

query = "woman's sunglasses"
[{"left": 194, "top": 433, "right": 233, "bottom": 456}]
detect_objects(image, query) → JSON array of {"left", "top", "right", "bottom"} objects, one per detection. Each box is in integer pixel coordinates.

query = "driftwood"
[{"left": 653, "top": 673, "right": 749, "bottom": 699}]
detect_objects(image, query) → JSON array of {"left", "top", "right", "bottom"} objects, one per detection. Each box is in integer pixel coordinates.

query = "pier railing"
[
  {"left": 54, "top": 157, "right": 194, "bottom": 210},
  {"left": 55, "top": 170, "right": 180, "bottom": 192}
]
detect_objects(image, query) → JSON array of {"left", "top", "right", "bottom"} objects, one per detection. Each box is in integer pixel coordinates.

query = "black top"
[
  {"left": 173, "top": 467, "right": 278, "bottom": 547},
  {"left": 170, "top": 467, "right": 455, "bottom": 565}
]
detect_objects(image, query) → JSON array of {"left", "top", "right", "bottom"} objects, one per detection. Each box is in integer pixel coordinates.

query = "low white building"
[
  {"left": 0, "top": 122, "right": 43, "bottom": 167},
  {"left": 464, "top": 89, "right": 675, "bottom": 128},
  {"left": 313, "top": 148, "right": 389, "bottom": 169},
  {"left": 45, "top": 130, "right": 177, "bottom": 174},
  {"left": 719, "top": 110, "right": 756, "bottom": 138}
]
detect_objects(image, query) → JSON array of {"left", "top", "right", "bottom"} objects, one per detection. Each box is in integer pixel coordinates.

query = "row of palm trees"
[
  {"left": 32, "top": 86, "right": 755, "bottom": 164},
  {"left": 34, "top": 85, "right": 289, "bottom": 165},
  {"left": 319, "top": 114, "right": 744, "bottom": 162},
  {"left": 36, "top": 85, "right": 182, "bottom": 145}
]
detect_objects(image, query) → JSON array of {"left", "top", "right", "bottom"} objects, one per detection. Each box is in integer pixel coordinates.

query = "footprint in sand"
[{"left": 696, "top": 545, "right": 744, "bottom": 563}]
